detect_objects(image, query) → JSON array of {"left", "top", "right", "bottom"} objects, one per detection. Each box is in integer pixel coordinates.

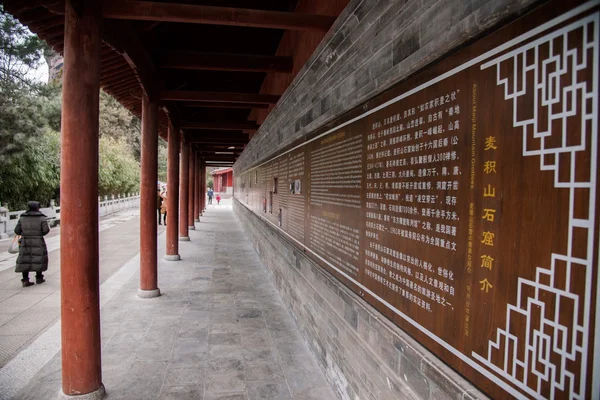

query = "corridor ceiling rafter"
[{"left": 2, "top": 0, "right": 344, "bottom": 152}]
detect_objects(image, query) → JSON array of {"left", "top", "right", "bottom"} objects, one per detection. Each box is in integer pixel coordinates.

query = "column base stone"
[
  {"left": 194, "top": 218, "right": 200, "bottom": 222},
  {"left": 137, "top": 288, "right": 161, "bottom": 299},
  {"left": 58, "top": 384, "right": 105, "bottom": 400},
  {"left": 164, "top": 254, "right": 181, "bottom": 261},
  {"left": 188, "top": 226, "right": 195, "bottom": 230},
  {"left": 180, "top": 236, "right": 190, "bottom": 241}
]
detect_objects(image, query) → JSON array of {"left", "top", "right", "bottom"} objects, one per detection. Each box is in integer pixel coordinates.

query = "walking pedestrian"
[
  {"left": 14, "top": 201, "right": 50, "bottom": 287},
  {"left": 216, "top": 193, "right": 221, "bottom": 205},
  {"left": 160, "top": 185, "right": 167, "bottom": 225},
  {"left": 207, "top": 188, "right": 213, "bottom": 205},
  {"left": 157, "top": 184, "right": 165, "bottom": 225}
]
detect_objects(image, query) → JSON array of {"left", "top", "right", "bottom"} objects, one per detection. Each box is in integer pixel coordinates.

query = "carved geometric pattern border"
[{"left": 474, "top": 13, "right": 599, "bottom": 400}]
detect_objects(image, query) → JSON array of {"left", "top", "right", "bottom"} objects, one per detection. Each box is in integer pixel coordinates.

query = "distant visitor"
[{"left": 157, "top": 183, "right": 167, "bottom": 225}]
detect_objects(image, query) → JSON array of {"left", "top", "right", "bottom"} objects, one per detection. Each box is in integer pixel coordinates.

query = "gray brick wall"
[
  {"left": 235, "top": 201, "right": 488, "bottom": 400},
  {"left": 234, "top": 0, "right": 543, "bottom": 173}
]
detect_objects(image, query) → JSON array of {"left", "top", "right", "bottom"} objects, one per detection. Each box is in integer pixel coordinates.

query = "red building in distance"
[{"left": 211, "top": 168, "right": 233, "bottom": 194}]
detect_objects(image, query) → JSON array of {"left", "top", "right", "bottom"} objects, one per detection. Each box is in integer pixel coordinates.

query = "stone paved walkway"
[
  {"left": 7, "top": 202, "right": 336, "bottom": 400},
  {"left": 0, "top": 209, "right": 147, "bottom": 369}
]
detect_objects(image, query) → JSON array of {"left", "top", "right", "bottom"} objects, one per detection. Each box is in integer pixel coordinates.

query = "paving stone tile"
[
  {"left": 164, "top": 366, "right": 206, "bottom": 386},
  {"left": 159, "top": 385, "right": 204, "bottom": 400},
  {"left": 144, "top": 328, "right": 179, "bottom": 343},
  {"left": 242, "top": 346, "right": 278, "bottom": 363},
  {"left": 0, "top": 334, "right": 34, "bottom": 367},
  {"left": 275, "top": 340, "right": 310, "bottom": 357},
  {"left": 182, "top": 310, "right": 212, "bottom": 320},
  {"left": 208, "top": 344, "right": 243, "bottom": 359},
  {"left": 0, "top": 310, "right": 58, "bottom": 335},
  {"left": 209, "top": 322, "right": 240, "bottom": 334},
  {"left": 246, "top": 380, "right": 291, "bottom": 400},
  {"left": 170, "top": 351, "right": 207, "bottom": 367},
  {"left": 102, "top": 363, "right": 132, "bottom": 388},
  {"left": 238, "top": 319, "right": 268, "bottom": 333},
  {"left": 204, "top": 372, "right": 246, "bottom": 394},
  {"left": 208, "top": 333, "right": 241, "bottom": 346},
  {"left": 0, "top": 312, "right": 19, "bottom": 327},
  {"left": 294, "top": 385, "right": 338, "bottom": 400},
  {"left": 245, "top": 362, "right": 284, "bottom": 381},
  {"left": 178, "top": 325, "right": 209, "bottom": 339},
  {"left": 108, "top": 328, "right": 146, "bottom": 343},
  {"left": 13, "top": 378, "right": 60, "bottom": 400},
  {"left": 174, "top": 337, "right": 209, "bottom": 354},
  {"left": 135, "top": 343, "right": 174, "bottom": 361},
  {"left": 236, "top": 309, "right": 263, "bottom": 319},
  {"left": 207, "top": 357, "right": 245, "bottom": 374},
  {"left": 203, "top": 391, "right": 247, "bottom": 400}
]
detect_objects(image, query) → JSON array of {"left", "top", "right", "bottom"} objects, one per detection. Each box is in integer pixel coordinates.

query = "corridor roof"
[{"left": 2, "top": 0, "right": 344, "bottom": 167}]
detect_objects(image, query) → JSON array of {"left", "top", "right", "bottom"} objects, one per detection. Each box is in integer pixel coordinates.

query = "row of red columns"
[{"left": 59, "top": 1, "right": 206, "bottom": 396}]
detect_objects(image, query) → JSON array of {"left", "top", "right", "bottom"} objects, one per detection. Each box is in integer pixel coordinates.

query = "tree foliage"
[
  {"left": 0, "top": 129, "right": 60, "bottom": 209},
  {"left": 99, "top": 91, "right": 140, "bottom": 158},
  {"left": 0, "top": 12, "right": 166, "bottom": 209},
  {"left": 0, "top": 10, "right": 45, "bottom": 90},
  {"left": 99, "top": 135, "right": 140, "bottom": 197},
  {"left": 0, "top": 11, "right": 61, "bottom": 208}
]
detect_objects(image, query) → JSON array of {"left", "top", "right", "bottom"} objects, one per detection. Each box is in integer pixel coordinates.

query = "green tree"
[
  {"left": 0, "top": 129, "right": 60, "bottom": 209},
  {"left": 206, "top": 168, "right": 213, "bottom": 189},
  {"left": 98, "top": 136, "right": 141, "bottom": 197},
  {"left": 0, "top": 11, "right": 162, "bottom": 208},
  {"left": 0, "top": 11, "right": 62, "bottom": 208},
  {"left": 0, "top": 10, "right": 45, "bottom": 89},
  {"left": 99, "top": 91, "right": 140, "bottom": 158},
  {"left": 0, "top": 11, "right": 51, "bottom": 163},
  {"left": 157, "top": 138, "right": 168, "bottom": 182}
]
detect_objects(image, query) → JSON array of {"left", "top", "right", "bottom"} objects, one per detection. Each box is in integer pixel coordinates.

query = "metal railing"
[{"left": 0, "top": 193, "right": 140, "bottom": 239}]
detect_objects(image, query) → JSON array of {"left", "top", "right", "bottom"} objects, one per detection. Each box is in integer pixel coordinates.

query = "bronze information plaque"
[{"left": 234, "top": 1, "right": 600, "bottom": 398}]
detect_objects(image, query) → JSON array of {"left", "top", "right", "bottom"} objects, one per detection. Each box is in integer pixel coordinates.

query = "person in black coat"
[{"left": 14, "top": 201, "right": 50, "bottom": 287}]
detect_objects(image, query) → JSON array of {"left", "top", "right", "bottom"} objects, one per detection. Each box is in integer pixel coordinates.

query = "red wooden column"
[
  {"left": 179, "top": 140, "right": 190, "bottom": 241},
  {"left": 194, "top": 154, "right": 200, "bottom": 222},
  {"left": 165, "top": 123, "right": 180, "bottom": 261},
  {"left": 188, "top": 150, "right": 195, "bottom": 229},
  {"left": 201, "top": 159, "right": 206, "bottom": 213},
  {"left": 60, "top": 0, "right": 104, "bottom": 397},
  {"left": 138, "top": 93, "right": 160, "bottom": 299}
]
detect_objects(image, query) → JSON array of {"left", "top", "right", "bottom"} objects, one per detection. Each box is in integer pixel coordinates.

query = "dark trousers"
[
  {"left": 158, "top": 209, "right": 166, "bottom": 225},
  {"left": 208, "top": 197, "right": 212, "bottom": 204},
  {"left": 22, "top": 271, "right": 42, "bottom": 280}
]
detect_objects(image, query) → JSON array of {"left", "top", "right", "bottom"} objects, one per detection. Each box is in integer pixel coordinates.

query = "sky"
[
  {"left": 23, "top": 25, "right": 50, "bottom": 83},
  {"left": 27, "top": 58, "right": 49, "bottom": 83}
]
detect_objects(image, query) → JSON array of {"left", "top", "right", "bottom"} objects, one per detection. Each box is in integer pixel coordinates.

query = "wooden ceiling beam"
[
  {"left": 181, "top": 121, "right": 260, "bottom": 131},
  {"left": 161, "top": 91, "right": 279, "bottom": 105},
  {"left": 187, "top": 138, "right": 249, "bottom": 146},
  {"left": 106, "top": 84, "right": 141, "bottom": 98},
  {"left": 4, "top": 0, "right": 64, "bottom": 16},
  {"left": 182, "top": 102, "right": 269, "bottom": 110},
  {"left": 100, "top": 66, "right": 134, "bottom": 80},
  {"left": 102, "top": 20, "right": 161, "bottom": 100},
  {"left": 100, "top": 74, "right": 138, "bottom": 87},
  {"left": 158, "top": 52, "right": 293, "bottom": 73},
  {"left": 195, "top": 149, "right": 242, "bottom": 154},
  {"left": 198, "top": 155, "right": 238, "bottom": 161},
  {"left": 102, "top": 0, "right": 335, "bottom": 32}
]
